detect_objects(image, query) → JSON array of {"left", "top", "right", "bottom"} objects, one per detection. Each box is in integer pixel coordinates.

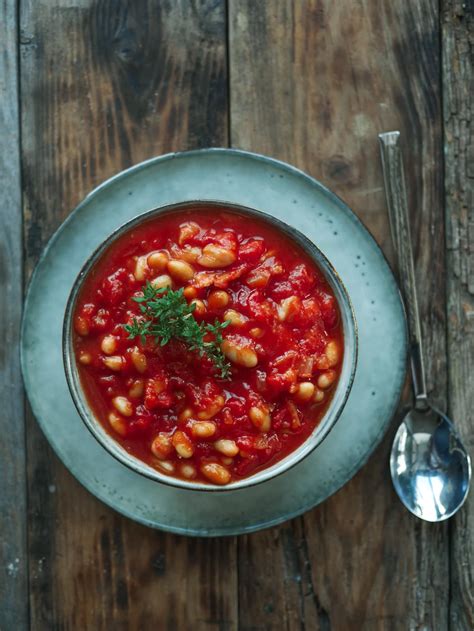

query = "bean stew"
[{"left": 72, "top": 207, "right": 344, "bottom": 485}]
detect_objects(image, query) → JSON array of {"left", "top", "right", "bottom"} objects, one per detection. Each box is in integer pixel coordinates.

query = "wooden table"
[{"left": 1, "top": 2, "right": 472, "bottom": 629}]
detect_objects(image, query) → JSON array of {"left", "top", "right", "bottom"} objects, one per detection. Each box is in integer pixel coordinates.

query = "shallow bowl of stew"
[{"left": 63, "top": 201, "right": 358, "bottom": 491}]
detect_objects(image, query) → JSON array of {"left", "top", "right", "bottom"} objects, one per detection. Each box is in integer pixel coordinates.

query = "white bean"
[
  {"left": 221, "top": 340, "right": 258, "bottom": 368},
  {"left": 108, "top": 411, "right": 127, "bottom": 436},
  {"left": 200, "top": 462, "right": 231, "bottom": 485},
  {"left": 128, "top": 379, "right": 144, "bottom": 399},
  {"left": 214, "top": 439, "right": 239, "bottom": 457},
  {"left": 295, "top": 382, "right": 315, "bottom": 402},
  {"left": 103, "top": 355, "right": 125, "bottom": 371},
  {"left": 313, "top": 388, "right": 325, "bottom": 403},
  {"left": 207, "top": 290, "right": 229, "bottom": 309},
  {"left": 249, "top": 406, "right": 271, "bottom": 432},
  {"left": 134, "top": 255, "right": 149, "bottom": 281},
  {"left": 147, "top": 251, "right": 169, "bottom": 271},
  {"left": 167, "top": 259, "right": 195, "bottom": 282},
  {"left": 317, "top": 370, "right": 337, "bottom": 390},
  {"left": 172, "top": 430, "right": 194, "bottom": 458},
  {"left": 78, "top": 351, "right": 92, "bottom": 365},
  {"left": 190, "top": 299, "right": 206, "bottom": 316},
  {"left": 131, "top": 347, "right": 147, "bottom": 373},
  {"left": 151, "top": 433, "right": 173, "bottom": 459},
  {"left": 75, "top": 316, "right": 89, "bottom": 336},
  {"left": 224, "top": 309, "right": 247, "bottom": 327},
  {"left": 150, "top": 274, "right": 173, "bottom": 290},
  {"left": 178, "top": 245, "right": 202, "bottom": 263},
  {"left": 325, "top": 340, "right": 341, "bottom": 367},
  {"left": 156, "top": 460, "right": 175, "bottom": 474},
  {"left": 112, "top": 396, "right": 133, "bottom": 417},
  {"left": 101, "top": 335, "right": 117, "bottom": 355},
  {"left": 180, "top": 463, "right": 197, "bottom": 479},
  {"left": 191, "top": 421, "right": 217, "bottom": 438},
  {"left": 183, "top": 286, "right": 198, "bottom": 300},
  {"left": 197, "top": 244, "right": 236, "bottom": 268}
]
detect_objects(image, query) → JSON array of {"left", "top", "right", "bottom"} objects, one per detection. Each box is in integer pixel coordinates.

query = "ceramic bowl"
[{"left": 63, "top": 200, "right": 358, "bottom": 491}]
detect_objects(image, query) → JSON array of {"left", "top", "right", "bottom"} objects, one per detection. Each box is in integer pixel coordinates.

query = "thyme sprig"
[{"left": 124, "top": 282, "right": 231, "bottom": 379}]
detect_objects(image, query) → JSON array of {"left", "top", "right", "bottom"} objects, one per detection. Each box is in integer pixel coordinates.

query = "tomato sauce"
[{"left": 73, "top": 207, "right": 343, "bottom": 485}]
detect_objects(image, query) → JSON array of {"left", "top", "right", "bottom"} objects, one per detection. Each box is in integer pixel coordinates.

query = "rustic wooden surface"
[
  {"left": 0, "top": 1, "right": 27, "bottom": 630},
  {"left": 443, "top": 1, "right": 474, "bottom": 628},
  {"left": 1, "top": 0, "right": 472, "bottom": 629}
]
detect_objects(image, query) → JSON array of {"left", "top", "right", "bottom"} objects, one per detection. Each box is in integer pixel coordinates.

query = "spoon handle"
[{"left": 378, "top": 131, "right": 428, "bottom": 407}]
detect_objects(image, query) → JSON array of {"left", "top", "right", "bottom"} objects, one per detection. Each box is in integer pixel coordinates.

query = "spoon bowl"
[{"left": 391, "top": 405, "right": 471, "bottom": 521}]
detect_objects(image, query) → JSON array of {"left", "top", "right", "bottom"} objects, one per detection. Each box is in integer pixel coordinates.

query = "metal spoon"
[{"left": 379, "top": 131, "right": 471, "bottom": 522}]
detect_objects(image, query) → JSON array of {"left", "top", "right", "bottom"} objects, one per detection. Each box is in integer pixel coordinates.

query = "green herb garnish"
[{"left": 124, "top": 282, "right": 232, "bottom": 379}]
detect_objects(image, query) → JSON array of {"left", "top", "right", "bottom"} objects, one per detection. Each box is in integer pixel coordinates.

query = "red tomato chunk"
[{"left": 73, "top": 208, "right": 343, "bottom": 485}]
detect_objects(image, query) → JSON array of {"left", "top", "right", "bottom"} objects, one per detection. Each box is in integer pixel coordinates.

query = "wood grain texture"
[
  {"left": 230, "top": 1, "right": 449, "bottom": 629},
  {"left": 238, "top": 520, "right": 321, "bottom": 630},
  {"left": 0, "top": 1, "right": 28, "bottom": 629},
  {"left": 20, "top": 1, "right": 236, "bottom": 629},
  {"left": 442, "top": 1, "right": 474, "bottom": 629}
]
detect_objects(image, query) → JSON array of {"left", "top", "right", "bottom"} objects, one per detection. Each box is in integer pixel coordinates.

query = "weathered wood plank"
[
  {"left": 230, "top": 1, "right": 448, "bottom": 629},
  {"left": 20, "top": 1, "right": 236, "bottom": 628},
  {"left": 442, "top": 2, "right": 474, "bottom": 629},
  {"left": 238, "top": 520, "right": 320, "bottom": 630},
  {"left": 0, "top": 1, "right": 28, "bottom": 629}
]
